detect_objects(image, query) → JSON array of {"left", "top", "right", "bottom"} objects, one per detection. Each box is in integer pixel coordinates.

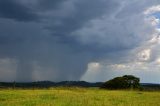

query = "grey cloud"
[
  {"left": 37, "top": 0, "right": 66, "bottom": 10},
  {"left": 0, "top": 0, "right": 160, "bottom": 82},
  {"left": 0, "top": 18, "right": 93, "bottom": 82},
  {"left": 42, "top": 0, "right": 120, "bottom": 40},
  {"left": 0, "top": 0, "right": 38, "bottom": 22}
]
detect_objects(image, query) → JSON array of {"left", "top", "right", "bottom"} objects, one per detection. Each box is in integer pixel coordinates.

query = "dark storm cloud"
[
  {"left": 44, "top": 0, "right": 119, "bottom": 37},
  {"left": 0, "top": 0, "right": 38, "bottom": 22},
  {"left": 38, "top": 0, "right": 121, "bottom": 53},
  {"left": 37, "top": 0, "right": 66, "bottom": 10},
  {"left": 0, "top": 0, "right": 160, "bottom": 82}
]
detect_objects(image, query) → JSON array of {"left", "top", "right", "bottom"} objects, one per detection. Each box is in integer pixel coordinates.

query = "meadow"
[{"left": 0, "top": 87, "right": 160, "bottom": 106}]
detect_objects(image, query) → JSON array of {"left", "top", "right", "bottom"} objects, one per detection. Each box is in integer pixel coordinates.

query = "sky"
[{"left": 0, "top": 0, "right": 160, "bottom": 83}]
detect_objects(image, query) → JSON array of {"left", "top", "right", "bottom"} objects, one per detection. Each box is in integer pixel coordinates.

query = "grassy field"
[{"left": 0, "top": 87, "right": 160, "bottom": 106}]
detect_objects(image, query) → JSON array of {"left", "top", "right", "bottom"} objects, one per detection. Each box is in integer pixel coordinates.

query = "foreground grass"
[{"left": 0, "top": 87, "right": 160, "bottom": 106}]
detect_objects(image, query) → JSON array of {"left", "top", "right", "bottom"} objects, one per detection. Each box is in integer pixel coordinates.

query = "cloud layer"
[{"left": 0, "top": 0, "right": 160, "bottom": 82}]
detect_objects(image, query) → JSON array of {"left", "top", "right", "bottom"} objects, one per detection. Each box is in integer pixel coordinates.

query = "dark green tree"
[{"left": 101, "top": 75, "right": 140, "bottom": 89}]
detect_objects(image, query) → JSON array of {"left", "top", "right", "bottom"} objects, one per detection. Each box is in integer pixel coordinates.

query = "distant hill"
[
  {"left": 141, "top": 83, "right": 160, "bottom": 90},
  {"left": 0, "top": 81, "right": 103, "bottom": 88},
  {"left": 0, "top": 81, "right": 160, "bottom": 90}
]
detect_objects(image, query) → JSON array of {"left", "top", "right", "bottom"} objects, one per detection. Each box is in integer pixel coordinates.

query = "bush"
[{"left": 101, "top": 75, "right": 140, "bottom": 89}]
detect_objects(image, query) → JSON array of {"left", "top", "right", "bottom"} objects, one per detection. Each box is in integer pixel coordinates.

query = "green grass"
[{"left": 0, "top": 87, "right": 160, "bottom": 106}]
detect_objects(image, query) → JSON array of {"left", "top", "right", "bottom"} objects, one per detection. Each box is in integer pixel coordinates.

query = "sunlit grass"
[{"left": 0, "top": 87, "right": 160, "bottom": 106}]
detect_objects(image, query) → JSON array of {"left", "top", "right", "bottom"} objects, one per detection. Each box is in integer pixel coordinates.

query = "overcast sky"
[{"left": 0, "top": 0, "right": 160, "bottom": 83}]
